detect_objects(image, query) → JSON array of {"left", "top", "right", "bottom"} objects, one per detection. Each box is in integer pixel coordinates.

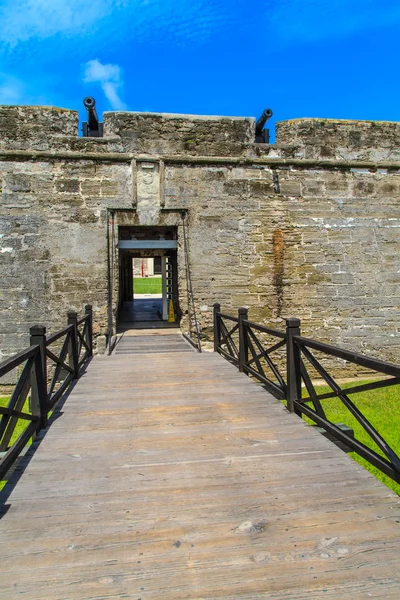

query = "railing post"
[
  {"left": 286, "top": 318, "right": 302, "bottom": 414},
  {"left": 213, "top": 303, "right": 221, "bottom": 352},
  {"left": 238, "top": 307, "right": 249, "bottom": 373},
  {"left": 29, "top": 325, "right": 48, "bottom": 430},
  {"left": 85, "top": 304, "right": 93, "bottom": 357},
  {"left": 68, "top": 311, "right": 79, "bottom": 379}
]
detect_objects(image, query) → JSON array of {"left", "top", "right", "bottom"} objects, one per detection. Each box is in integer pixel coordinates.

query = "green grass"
[
  {"left": 0, "top": 396, "right": 29, "bottom": 445},
  {"left": 133, "top": 277, "right": 162, "bottom": 295},
  {"left": 0, "top": 395, "right": 33, "bottom": 491},
  {"left": 300, "top": 381, "right": 400, "bottom": 495}
]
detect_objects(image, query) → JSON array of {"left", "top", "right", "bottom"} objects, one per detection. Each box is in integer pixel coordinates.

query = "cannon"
[
  {"left": 255, "top": 108, "right": 273, "bottom": 143},
  {"left": 82, "top": 96, "right": 103, "bottom": 137}
]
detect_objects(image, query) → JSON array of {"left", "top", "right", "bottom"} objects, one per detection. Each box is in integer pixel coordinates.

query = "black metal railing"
[
  {"left": 0, "top": 305, "right": 93, "bottom": 480},
  {"left": 213, "top": 304, "right": 400, "bottom": 484}
]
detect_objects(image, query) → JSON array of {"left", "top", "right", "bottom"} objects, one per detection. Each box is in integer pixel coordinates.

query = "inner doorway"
[{"left": 117, "top": 226, "right": 180, "bottom": 330}]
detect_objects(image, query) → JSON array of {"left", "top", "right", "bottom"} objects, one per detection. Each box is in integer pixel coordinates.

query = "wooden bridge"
[{"left": 1, "top": 328, "right": 399, "bottom": 599}]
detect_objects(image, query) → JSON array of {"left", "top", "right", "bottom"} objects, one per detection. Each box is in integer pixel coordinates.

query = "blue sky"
[{"left": 0, "top": 0, "right": 399, "bottom": 136}]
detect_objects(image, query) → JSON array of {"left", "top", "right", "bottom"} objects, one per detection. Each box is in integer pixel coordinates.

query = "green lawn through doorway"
[{"left": 133, "top": 277, "right": 162, "bottom": 294}]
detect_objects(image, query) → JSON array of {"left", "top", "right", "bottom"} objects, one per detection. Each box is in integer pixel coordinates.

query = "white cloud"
[
  {"left": 0, "top": 0, "right": 124, "bottom": 46},
  {"left": 83, "top": 59, "right": 127, "bottom": 110},
  {"left": 1, "top": 1, "right": 399, "bottom": 58},
  {"left": 0, "top": 0, "right": 230, "bottom": 48}
]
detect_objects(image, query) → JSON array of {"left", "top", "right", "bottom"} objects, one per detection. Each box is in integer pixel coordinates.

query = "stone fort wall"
[{"left": 0, "top": 105, "right": 399, "bottom": 370}]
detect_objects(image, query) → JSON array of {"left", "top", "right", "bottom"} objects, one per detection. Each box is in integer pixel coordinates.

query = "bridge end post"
[
  {"left": 286, "top": 318, "right": 301, "bottom": 414},
  {"left": 29, "top": 325, "right": 48, "bottom": 430},
  {"left": 213, "top": 303, "right": 221, "bottom": 353},
  {"left": 238, "top": 307, "right": 249, "bottom": 373},
  {"left": 67, "top": 312, "right": 79, "bottom": 379},
  {"left": 85, "top": 304, "right": 93, "bottom": 357}
]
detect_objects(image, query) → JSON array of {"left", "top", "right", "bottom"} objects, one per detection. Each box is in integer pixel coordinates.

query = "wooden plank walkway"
[
  {"left": 115, "top": 332, "right": 194, "bottom": 354},
  {"left": 0, "top": 349, "right": 399, "bottom": 599}
]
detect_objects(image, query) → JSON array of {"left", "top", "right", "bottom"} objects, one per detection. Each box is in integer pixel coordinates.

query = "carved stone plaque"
[{"left": 136, "top": 161, "right": 161, "bottom": 225}]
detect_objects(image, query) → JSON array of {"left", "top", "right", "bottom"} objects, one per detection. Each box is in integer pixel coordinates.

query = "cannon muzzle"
[
  {"left": 255, "top": 108, "right": 273, "bottom": 143},
  {"left": 82, "top": 96, "right": 103, "bottom": 137},
  {"left": 84, "top": 96, "right": 96, "bottom": 110}
]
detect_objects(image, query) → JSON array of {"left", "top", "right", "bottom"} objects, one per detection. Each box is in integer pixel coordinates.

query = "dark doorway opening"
[
  {"left": 154, "top": 256, "right": 162, "bottom": 274},
  {"left": 117, "top": 226, "right": 180, "bottom": 330}
]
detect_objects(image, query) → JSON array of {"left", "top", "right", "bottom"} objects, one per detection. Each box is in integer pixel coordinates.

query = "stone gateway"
[{"left": 0, "top": 105, "right": 399, "bottom": 367}]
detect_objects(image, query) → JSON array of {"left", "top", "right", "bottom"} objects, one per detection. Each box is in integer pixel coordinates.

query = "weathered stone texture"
[
  {"left": 0, "top": 150, "right": 133, "bottom": 357},
  {"left": 0, "top": 106, "right": 78, "bottom": 150},
  {"left": 276, "top": 118, "right": 400, "bottom": 161},
  {"left": 0, "top": 105, "right": 399, "bottom": 375},
  {"left": 164, "top": 161, "right": 400, "bottom": 364},
  {"left": 104, "top": 112, "right": 255, "bottom": 156}
]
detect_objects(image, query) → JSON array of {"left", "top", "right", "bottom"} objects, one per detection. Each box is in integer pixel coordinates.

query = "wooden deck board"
[
  {"left": 115, "top": 334, "right": 195, "bottom": 354},
  {"left": 0, "top": 351, "right": 399, "bottom": 599}
]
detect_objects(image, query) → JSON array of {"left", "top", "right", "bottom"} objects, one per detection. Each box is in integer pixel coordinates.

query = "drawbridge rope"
[{"left": 181, "top": 214, "right": 201, "bottom": 352}]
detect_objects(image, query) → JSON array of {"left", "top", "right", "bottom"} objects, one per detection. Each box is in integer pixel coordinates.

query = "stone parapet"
[
  {"left": 103, "top": 111, "right": 255, "bottom": 156},
  {"left": 0, "top": 106, "right": 79, "bottom": 150},
  {"left": 276, "top": 118, "right": 400, "bottom": 161}
]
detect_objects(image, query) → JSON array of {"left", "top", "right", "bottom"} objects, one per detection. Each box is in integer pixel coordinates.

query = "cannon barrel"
[
  {"left": 82, "top": 96, "right": 103, "bottom": 137},
  {"left": 255, "top": 108, "right": 273, "bottom": 136},
  {"left": 84, "top": 96, "right": 99, "bottom": 132}
]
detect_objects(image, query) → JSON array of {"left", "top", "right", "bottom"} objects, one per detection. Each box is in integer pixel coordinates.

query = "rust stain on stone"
[{"left": 272, "top": 228, "right": 285, "bottom": 317}]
